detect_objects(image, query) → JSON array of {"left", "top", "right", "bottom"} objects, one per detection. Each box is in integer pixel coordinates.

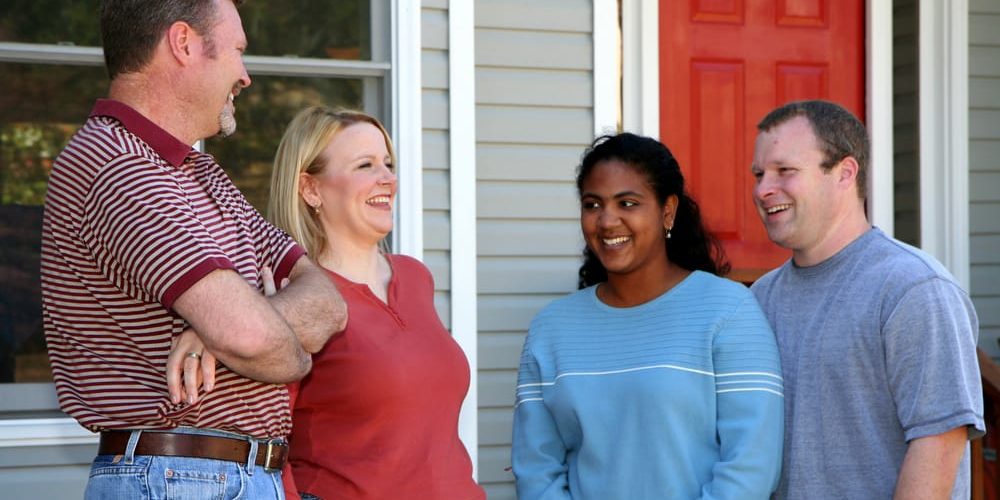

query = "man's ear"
[
  {"left": 837, "top": 156, "right": 860, "bottom": 189},
  {"left": 166, "top": 21, "right": 196, "bottom": 63}
]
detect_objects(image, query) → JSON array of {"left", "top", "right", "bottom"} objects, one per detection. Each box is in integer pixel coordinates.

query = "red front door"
[{"left": 659, "top": 0, "right": 865, "bottom": 281}]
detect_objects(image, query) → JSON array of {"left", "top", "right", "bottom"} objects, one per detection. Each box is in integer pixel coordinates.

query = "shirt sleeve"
[
  {"left": 81, "top": 154, "right": 235, "bottom": 309},
  {"left": 702, "top": 294, "right": 784, "bottom": 500},
  {"left": 884, "top": 278, "right": 985, "bottom": 442},
  {"left": 240, "top": 186, "right": 304, "bottom": 285},
  {"left": 512, "top": 332, "right": 572, "bottom": 500}
]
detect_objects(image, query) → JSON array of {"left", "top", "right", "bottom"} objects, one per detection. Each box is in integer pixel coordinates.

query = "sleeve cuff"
[
  {"left": 273, "top": 244, "right": 307, "bottom": 285},
  {"left": 161, "top": 256, "right": 237, "bottom": 309},
  {"left": 904, "top": 411, "right": 986, "bottom": 442}
]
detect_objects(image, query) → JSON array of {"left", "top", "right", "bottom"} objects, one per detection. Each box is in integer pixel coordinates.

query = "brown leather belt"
[{"left": 98, "top": 430, "right": 288, "bottom": 471}]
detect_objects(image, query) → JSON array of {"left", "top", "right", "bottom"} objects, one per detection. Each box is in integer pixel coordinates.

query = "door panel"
[{"left": 660, "top": 0, "right": 864, "bottom": 280}]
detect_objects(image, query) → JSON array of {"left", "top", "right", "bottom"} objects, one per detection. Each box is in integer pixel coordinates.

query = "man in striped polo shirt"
[{"left": 40, "top": 1, "right": 347, "bottom": 497}]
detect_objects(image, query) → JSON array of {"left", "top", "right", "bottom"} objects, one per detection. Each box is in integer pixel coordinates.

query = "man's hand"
[
  {"left": 166, "top": 328, "right": 217, "bottom": 405},
  {"left": 166, "top": 267, "right": 289, "bottom": 402}
]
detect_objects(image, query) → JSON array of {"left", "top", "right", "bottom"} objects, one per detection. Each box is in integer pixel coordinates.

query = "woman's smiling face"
[
  {"left": 580, "top": 159, "right": 674, "bottom": 278},
  {"left": 309, "top": 122, "right": 397, "bottom": 245}
]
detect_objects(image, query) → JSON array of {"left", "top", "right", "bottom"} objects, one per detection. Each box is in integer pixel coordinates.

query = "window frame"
[{"left": 0, "top": 0, "right": 422, "bottom": 449}]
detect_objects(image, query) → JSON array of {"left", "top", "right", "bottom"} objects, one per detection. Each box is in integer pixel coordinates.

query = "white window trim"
[
  {"left": 0, "top": 419, "right": 97, "bottom": 448},
  {"left": 621, "top": 0, "right": 659, "bottom": 138},
  {"left": 594, "top": 0, "right": 621, "bottom": 137},
  {"left": 867, "top": 0, "right": 895, "bottom": 235},
  {"left": 392, "top": 0, "right": 423, "bottom": 260},
  {"left": 448, "top": 0, "right": 478, "bottom": 478},
  {"left": 918, "top": 0, "right": 970, "bottom": 288}
]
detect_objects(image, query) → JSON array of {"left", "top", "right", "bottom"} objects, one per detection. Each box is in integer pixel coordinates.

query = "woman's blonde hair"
[{"left": 267, "top": 106, "right": 396, "bottom": 257}]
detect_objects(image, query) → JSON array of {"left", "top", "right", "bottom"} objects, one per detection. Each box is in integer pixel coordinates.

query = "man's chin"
[{"left": 217, "top": 121, "right": 237, "bottom": 138}]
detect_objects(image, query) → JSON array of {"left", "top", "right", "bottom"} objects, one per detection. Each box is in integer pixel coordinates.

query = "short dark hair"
[
  {"left": 99, "top": 0, "right": 244, "bottom": 79},
  {"left": 757, "top": 100, "right": 869, "bottom": 199},
  {"left": 575, "top": 133, "right": 730, "bottom": 288}
]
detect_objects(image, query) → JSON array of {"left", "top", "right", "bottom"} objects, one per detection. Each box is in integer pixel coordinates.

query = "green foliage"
[
  {"left": 0, "top": 0, "right": 101, "bottom": 46},
  {"left": 240, "top": 0, "right": 369, "bottom": 59},
  {"left": 207, "top": 75, "right": 364, "bottom": 211}
]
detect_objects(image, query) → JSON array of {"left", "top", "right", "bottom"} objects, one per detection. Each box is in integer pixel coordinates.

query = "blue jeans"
[{"left": 84, "top": 428, "right": 285, "bottom": 500}]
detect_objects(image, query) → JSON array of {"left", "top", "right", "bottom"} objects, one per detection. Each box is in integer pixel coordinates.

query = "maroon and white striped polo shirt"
[{"left": 41, "top": 99, "right": 304, "bottom": 439}]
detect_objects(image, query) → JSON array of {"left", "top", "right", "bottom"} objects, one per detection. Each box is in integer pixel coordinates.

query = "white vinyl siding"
[
  {"left": 474, "top": 0, "right": 594, "bottom": 497},
  {"left": 970, "top": 0, "right": 1000, "bottom": 358},
  {"left": 422, "top": 0, "right": 453, "bottom": 323}
]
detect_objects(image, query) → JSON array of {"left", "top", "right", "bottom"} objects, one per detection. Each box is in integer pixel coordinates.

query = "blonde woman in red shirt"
[
  {"left": 169, "top": 107, "right": 483, "bottom": 499},
  {"left": 267, "top": 107, "right": 482, "bottom": 500}
]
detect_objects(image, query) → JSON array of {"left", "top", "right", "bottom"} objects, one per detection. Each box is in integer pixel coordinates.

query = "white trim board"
[
  {"left": 621, "top": 0, "right": 659, "bottom": 138},
  {"left": 867, "top": 0, "right": 895, "bottom": 235},
  {"left": 594, "top": 0, "right": 621, "bottom": 137},
  {"left": 919, "top": 0, "right": 970, "bottom": 289},
  {"left": 0, "top": 418, "right": 97, "bottom": 448},
  {"left": 448, "top": 0, "right": 479, "bottom": 480},
  {"left": 392, "top": 0, "right": 424, "bottom": 259}
]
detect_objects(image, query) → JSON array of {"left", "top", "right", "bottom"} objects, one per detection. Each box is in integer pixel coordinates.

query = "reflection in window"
[
  {"left": 0, "top": 63, "right": 108, "bottom": 383},
  {"left": 0, "top": 0, "right": 101, "bottom": 46},
  {"left": 241, "top": 1, "right": 371, "bottom": 60},
  {"left": 0, "top": 1, "right": 384, "bottom": 390},
  {"left": 207, "top": 75, "right": 365, "bottom": 211}
]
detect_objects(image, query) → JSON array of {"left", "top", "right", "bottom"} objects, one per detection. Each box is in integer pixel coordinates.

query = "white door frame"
[{"left": 919, "top": 0, "right": 970, "bottom": 288}]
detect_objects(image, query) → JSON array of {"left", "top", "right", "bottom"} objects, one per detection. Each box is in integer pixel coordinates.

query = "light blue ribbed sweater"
[{"left": 512, "top": 271, "right": 783, "bottom": 499}]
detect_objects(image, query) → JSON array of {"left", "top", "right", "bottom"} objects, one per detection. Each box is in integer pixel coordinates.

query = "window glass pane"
[
  {"left": 241, "top": 1, "right": 372, "bottom": 60},
  {"left": 0, "top": 63, "right": 108, "bottom": 384},
  {"left": 206, "top": 75, "right": 366, "bottom": 211},
  {"left": 0, "top": 0, "right": 373, "bottom": 61},
  {"left": 0, "top": 0, "right": 101, "bottom": 46}
]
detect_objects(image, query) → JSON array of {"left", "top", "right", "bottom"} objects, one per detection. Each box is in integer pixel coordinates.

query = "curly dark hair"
[{"left": 576, "top": 133, "right": 730, "bottom": 288}]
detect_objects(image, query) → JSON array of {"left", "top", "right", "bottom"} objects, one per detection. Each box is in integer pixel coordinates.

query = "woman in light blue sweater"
[{"left": 512, "top": 133, "right": 783, "bottom": 499}]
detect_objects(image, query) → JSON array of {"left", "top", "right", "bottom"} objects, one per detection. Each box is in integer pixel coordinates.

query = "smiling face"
[
  {"left": 580, "top": 159, "right": 676, "bottom": 279},
  {"left": 302, "top": 122, "right": 396, "bottom": 247},
  {"left": 751, "top": 115, "right": 849, "bottom": 263}
]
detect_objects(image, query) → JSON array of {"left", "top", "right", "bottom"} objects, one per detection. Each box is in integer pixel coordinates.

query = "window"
[{"left": 0, "top": 0, "right": 392, "bottom": 416}]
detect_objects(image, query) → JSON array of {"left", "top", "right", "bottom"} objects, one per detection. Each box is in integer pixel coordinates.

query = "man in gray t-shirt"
[{"left": 749, "top": 100, "right": 984, "bottom": 499}]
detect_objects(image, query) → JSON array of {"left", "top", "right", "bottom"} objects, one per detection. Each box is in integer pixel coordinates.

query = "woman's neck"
[
  {"left": 598, "top": 260, "right": 691, "bottom": 308},
  {"left": 317, "top": 240, "right": 391, "bottom": 300}
]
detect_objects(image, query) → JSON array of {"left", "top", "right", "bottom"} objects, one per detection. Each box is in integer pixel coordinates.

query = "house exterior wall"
[
  {"left": 970, "top": 0, "right": 1000, "bottom": 358},
  {"left": 422, "top": 0, "right": 452, "bottom": 321},
  {"left": 472, "top": 0, "right": 595, "bottom": 497}
]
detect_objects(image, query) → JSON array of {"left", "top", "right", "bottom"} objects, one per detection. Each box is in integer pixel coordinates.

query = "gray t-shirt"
[{"left": 752, "top": 228, "right": 984, "bottom": 499}]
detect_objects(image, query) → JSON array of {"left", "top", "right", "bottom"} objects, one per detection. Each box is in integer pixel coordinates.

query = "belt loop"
[
  {"left": 245, "top": 438, "right": 258, "bottom": 476},
  {"left": 124, "top": 430, "right": 143, "bottom": 464}
]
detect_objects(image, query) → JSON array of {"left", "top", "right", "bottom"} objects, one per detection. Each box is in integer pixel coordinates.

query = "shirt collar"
[{"left": 90, "top": 99, "right": 193, "bottom": 167}]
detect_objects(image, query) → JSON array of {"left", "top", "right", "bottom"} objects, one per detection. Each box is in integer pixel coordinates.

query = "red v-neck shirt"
[{"left": 285, "top": 255, "right": 484, "bottom": 499}]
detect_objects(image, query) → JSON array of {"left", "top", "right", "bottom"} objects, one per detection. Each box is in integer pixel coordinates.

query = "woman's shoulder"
[
  {"left": 686, "top": 270, "right": 754, "bottom": 300},
  {"left": 530, "top": 287, "right": 596, "bottom": 326},
  {"left": 387, "top": 253, "right": 434, "bottom": 285},
  {"left": 388, "top": 253, "right": 429, "bottom": 273}
]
